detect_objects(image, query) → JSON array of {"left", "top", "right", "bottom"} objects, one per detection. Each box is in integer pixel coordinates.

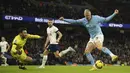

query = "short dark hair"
[
  {"left": 18, "top": 28, "right": 27, "bottom": 33},
  {"left": 48, "top": 18, "right": 54, "bottom": 21}
]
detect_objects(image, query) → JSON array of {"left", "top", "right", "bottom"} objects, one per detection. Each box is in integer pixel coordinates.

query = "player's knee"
[
  {"left": 55, "top": 55, "right": 60, "bottom": 58},
  {"left": 25, "top": 56, "right": 32, "bottom": 62},
  {"left": 3, "top": 57, "right": 7, "bottom": 60},
  {"left": 95, "top": 42, "right": 103, "bottom": 50},
  {"left": 43, "top": 50, "right": 49, "bottom": 55},
  {"left": 29, "top": 57, "right": 33, "bottom": 62},
  {"left": 84, "top": 49, "right": 90, "bottom": 54},
  {"left": 2, "top": 56, "right": 6, "bottom": 59},
  {"left": 97, "top": 46, "right": 103, "bottom": 50},
  {"left": 43, "top": 53, "right": 47, "bottom": 55},
  {"left": 54, "top": 53, "right": 60, "bottom": 58},
  {"left": 84, "top": 46, "right": 94, "bottom": 54}
]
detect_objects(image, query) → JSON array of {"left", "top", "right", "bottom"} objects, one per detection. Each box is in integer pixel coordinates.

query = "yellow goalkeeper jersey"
[{"left": 11, "top": 34, "right": 41, "bottom": 53}]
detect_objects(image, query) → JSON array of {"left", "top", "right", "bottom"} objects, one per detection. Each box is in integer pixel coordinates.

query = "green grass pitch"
[{"left": 0, "top": 65, "right": 130, "bottom": 73}]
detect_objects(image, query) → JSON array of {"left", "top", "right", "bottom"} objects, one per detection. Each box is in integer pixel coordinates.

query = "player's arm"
[
  {"left": 11, "top": 44, "right": 17, "bottom": 54},
  {"left": 26, "top": 34, "right": 42, "bottom": 39},
  {"left": 11, "top": 38, "right": 22, "bottom": 55},
  {"left": 44, "top": 35, "right": 49, "bottom": 49},
  {"left": 99, "top": 9, "right": 119, "bottom": 22},
  {"left": 6, "top": 42, "right": 10, "bottom": 51},
  {"left": 59, "top": 17, "right": 82, "bottom": 24},
  {"left": 56, "top": 31, "right": 62, "bottom": 43},
  {"left": 11, "top": 44, "right": 22, "bottom": 55}
]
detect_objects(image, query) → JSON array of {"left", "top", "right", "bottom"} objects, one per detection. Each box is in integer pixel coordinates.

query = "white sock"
[
  {"left": 41, "top": 55, "right": 48, "bottom": 66},
  {"left": 110, "top": 53, "right": 115, "bottom": 57},
  {"left": 2, "top": 56, "right": 7, "bottom": 65},
  {"left": 59, "top": 47, "right": 71, "bottom": 57},
  {"left": 4, "top": 57, "right": 7, "bottom": 64}
]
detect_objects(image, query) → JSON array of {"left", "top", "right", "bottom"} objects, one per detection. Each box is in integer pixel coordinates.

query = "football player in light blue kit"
[{"left": 59, "top": 9, "right": 119, "bottom": 70}]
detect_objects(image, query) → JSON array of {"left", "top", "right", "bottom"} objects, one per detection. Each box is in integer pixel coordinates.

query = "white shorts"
[{"left": 88, "top": 34, "right": 104, "bottom": 45}]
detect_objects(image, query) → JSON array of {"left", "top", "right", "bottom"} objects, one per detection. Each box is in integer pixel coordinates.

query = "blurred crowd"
[
  {"left": 1, "top": 0, "right": 82, "bottom": 19},
  {"left": 1, "top": 0, "right": 122, "bottom": 22},
  {"left": 0, "top": 23, "right": 130, "bottom": 66}
]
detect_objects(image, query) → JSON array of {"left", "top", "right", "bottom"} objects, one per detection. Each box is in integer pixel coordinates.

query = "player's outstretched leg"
[
  {"left": 85, "top": 42, "right": 97, "bottom": 71},
  {"left": 39, "top": 55, "right": 48, "bottom": 68},
  {"left": 85, "top": 53, "right": 97, "bottom": 71},
  {"left": 2, "top": 56, "right": 8, "bottom": 66},
  {"left": 18, "top": 56, "right": 33, "bottom": 70},
  {"left": 17, "top": 60, "right": 27, "bottom": 70},
  {"left": 101, "top": 47, "right": 118, "bottom": 61},
  {"left": 39, "top": 50, "right": 48, "bottom": 68},
  {"left": 85, "top": 53, "right": 95, "bottom": 65},
  {"left": 85, "top": 42, "right": 95, "bottom": 65},
  {"left": 59, "top": 46, "right": 75, "bottom": 57}
]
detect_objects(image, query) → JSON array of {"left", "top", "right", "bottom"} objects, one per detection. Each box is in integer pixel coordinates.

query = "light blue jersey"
[{"left": 63, "top": 13, "right": 116, "bottom": 39}]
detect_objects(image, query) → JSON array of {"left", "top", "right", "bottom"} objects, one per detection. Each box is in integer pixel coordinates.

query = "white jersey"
[
  {"left": 47, "top": 26, "right": 59, "bottom": 44},
  {"left": 0, "top": 41, "right": 8, "bottom": 52}
]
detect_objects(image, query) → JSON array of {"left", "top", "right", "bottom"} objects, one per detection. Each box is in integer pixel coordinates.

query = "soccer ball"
[{"left": 95, "top": 60, "right": 104, "bottom": 69}]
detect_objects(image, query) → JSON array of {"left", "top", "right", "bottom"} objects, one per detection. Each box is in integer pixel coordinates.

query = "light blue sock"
[
  {"left": 85, "top": 53, "right": 95, "bottom": 65},
  {"left": 102, "top": 47, "right": 114, "bottom": 57}
]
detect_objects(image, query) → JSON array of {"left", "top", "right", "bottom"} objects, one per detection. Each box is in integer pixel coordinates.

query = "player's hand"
[
  {"left": 44, "top": 45, "right": 48, "bottom": 50},
  {"left": 114, "top": 9, "right": 119, "bottom": 14},
  {"left": 44, "top": 46, "right": 47, "bottom": 50},
  {"left": 39, "top": 36, "right": 44, "bottom": 39},
  {"left": 59, "top": 17, "right": 64, "bottom": 20},
  {"left": 16, "top": 50, "right": 22, "bottom": 55}
]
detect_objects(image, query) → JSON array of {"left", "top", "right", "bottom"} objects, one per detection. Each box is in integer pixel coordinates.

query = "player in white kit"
[
  {"left": 0, "top": 37, "right": 10, "bottom": 66},
  {"left": 39, "top": 19, "right": 75, "bottom": 68}
]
